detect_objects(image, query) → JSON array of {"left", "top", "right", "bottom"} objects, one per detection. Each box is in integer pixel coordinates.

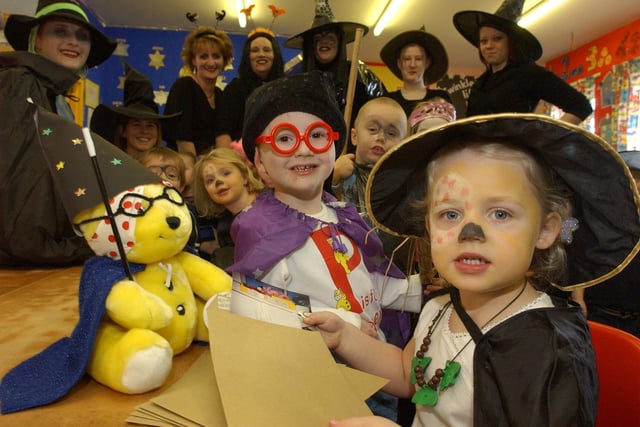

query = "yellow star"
[
  {"left": 72, "top": 138, "right": 83, "bottom": 145},
  {"left": 75, "top": 188, "right": 86, "bottom": 197},
  {"left": 149, "top": 47, "right": 165, "bottom": 70},
  {"left": 56, "top": 161, "right": 65, "bottom": 171}
]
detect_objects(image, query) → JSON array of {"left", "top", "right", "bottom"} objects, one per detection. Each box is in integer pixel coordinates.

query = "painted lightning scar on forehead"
[{"left": 430, "top": 172, "right": 472, "bottom": 246}]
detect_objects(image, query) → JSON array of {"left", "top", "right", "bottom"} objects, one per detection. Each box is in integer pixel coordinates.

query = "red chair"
[{"left": 588, "top": 320, "right": 640, "bottom": 426}]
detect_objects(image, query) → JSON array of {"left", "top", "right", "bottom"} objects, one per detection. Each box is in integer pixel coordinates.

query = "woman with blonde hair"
[{"left": 164, "top": 27, "right": 234, "bottom": 156}]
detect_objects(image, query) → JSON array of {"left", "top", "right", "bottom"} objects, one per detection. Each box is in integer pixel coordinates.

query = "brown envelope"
[
  {"left": 207, "top": 303, "right": 387, "bottom": 427},
  {"left": 129, "top": 303, "right": 388, "bottom": 426}
]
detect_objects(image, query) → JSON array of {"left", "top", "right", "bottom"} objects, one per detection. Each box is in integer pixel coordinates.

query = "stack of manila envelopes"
[{"left": 128, "top": 302, "right": 388, "bottom": 426}]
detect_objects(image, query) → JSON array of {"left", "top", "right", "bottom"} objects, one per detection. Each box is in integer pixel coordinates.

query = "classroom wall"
[{"left": 545, "top": 17, "right": 640, "bottom": 148}]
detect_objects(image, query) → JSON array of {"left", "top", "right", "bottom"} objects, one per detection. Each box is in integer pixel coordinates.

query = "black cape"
[{"left": 472, "top": 298, "right": 598, "bottom": 426}]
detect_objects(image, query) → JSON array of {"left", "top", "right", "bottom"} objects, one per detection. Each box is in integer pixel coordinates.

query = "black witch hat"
[
  {"left": 380, "top": 27, "right": 449, "bottom": 84},
  {"left": 284, "top": 0, "right": 368, "bottom": 50},
  {"left": 453, "top": 0, "right": 543, "bottom": 61},
  {"left": 4, "top": 0, "right": 116, "bottom": 68},
  {"left": 33, "top": 102, "right": 161, "bottom": 225},
  {"left": 366, "top": 113, "right": 640, "bottom": 290},
  {"left": 90, "top": 63, "right": 181, "bottom": 143}
]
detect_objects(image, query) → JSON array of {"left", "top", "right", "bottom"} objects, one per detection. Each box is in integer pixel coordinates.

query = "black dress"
[
  {"left": 386, "top": 88, "right": 453, "bottom": 118},
  {"left": 164, "top": 76, "right": 221, "bottom": 155},
  {"left": 466, "top": 62, "right": 593, "bottom": 120}
]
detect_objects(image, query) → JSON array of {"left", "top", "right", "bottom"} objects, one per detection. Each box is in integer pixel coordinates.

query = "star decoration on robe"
[
  {"left": 111, "top": 158, "right": 122, "bottom": 166},
  {"left": 42, "top": 128, "right": 52, "bottom": 136},
  {"left": 55, "top": 161, "right": 65, "bottom": 171},
  {"left": 149, "top": 47, "right": 165, "bottom": 70},
  {"left": 72, "top": 138, "right": 83, "bottom": 145},
  {"left": 75, "top": 188, "right": 87, "bottom": 197},
  {"left": 117, "top": 75, "right": 126, "bottom": 90}
]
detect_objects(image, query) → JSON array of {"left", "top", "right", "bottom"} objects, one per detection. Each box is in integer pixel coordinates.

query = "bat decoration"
[{"left": 185, "top": 12, "right": 198, "bottom": 23}]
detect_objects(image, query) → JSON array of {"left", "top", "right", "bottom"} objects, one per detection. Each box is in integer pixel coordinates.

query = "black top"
[
  {"left": 472, "top": 297, "right": 598, "bottom": 426},
  {"left": 0, "top": 51, "right": 93, "bottom": 266},
  {"left": 385, "top": 88, "right": 453, "bottom": 118},
  {"left": 466, "top": 62, "right": 593, "bottom": 120},
  {"left": 216, "top": 76, "right": 263, "bottom": 141},
  {"left": 164, "top": 76, "right": 221, "bottom": 155}
]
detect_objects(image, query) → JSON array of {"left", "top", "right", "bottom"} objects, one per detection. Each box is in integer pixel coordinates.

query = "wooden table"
[{"left": 0, "top": 266, "right": 206, "bottom": 426}]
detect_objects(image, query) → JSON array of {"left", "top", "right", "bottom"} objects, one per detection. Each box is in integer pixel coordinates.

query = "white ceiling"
[{"left": 3, "top": 0, "right": 640, "bottom": 72}]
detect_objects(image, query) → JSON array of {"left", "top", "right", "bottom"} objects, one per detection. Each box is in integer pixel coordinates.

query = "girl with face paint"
[
  {"left": 302, "top": 114, "right": 640, "bottom": 427},
  {"left": 192, "top": 148, "right": 265, "bottom": 268}
]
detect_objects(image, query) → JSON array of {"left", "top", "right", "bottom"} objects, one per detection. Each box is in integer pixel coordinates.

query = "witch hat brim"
[
  {"left": 284, "top": 21, "right": 368, "bottom": 50},
  {"left": 90, "top": 104, "right": 181, "bottom": 143},
  {"left": 90, "top": 62, "right": 181, "bottom": 142},
  {"left": 365, "top": 113, "right": 640, "bottom": 290},
  {"left": 380, "top": 30, "right": 449, "bottom": 84},
  {"left": 4, "top": 4, "right": 116, "bottom": 68},
  {"left": 453, "top": 10, "right": 542, "bottom": 61}
]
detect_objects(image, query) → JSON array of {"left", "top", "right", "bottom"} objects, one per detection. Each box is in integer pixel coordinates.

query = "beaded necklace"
[{"left": 411, "top": 282, "right": 527, "bottom": 406}]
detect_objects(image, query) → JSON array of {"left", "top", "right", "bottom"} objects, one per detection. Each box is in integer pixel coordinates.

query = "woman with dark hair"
[
  {"left": 380, "top": 28, "right": 453, "bottom": 119},
  {"left": 284, "top": 0, "right": 385, "bottom": 132},
  {"left": 215, "top": 29, "right": 285, "bottom": 148},
  {"left": 454, "top": 0, "right": 592, "bottom": 124}
]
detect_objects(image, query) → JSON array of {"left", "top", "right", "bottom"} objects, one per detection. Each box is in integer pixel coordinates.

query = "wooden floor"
[{"left": 0, "top": 266, "right": 205, "bottom": 426}]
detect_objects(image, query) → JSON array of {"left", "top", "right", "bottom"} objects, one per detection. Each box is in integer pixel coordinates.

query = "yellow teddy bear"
[
  {"left": 71, "top": 182, "right": 231, "bottom": 394},
  {"left": 0, "top": 105, "right": 232, "bottom": 414}
]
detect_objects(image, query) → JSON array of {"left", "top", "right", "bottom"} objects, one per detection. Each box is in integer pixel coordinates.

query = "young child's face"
[
  {"left": 122, "top": 119, "right": 159, "bottom": 153},
  {"left": 255, "top": 111, "right": 336, "bottom": 203},
  {"left": 352, "top": 102, "right": 406, "bottom": 165},
  {"left": 201, "top": 159, "right": 250, "bottom": 214},
  {"left": 143, "top": 156, "right": 183, "bottom": 191},
  {"left": 426, "top": 148, "right": 559, "bottom": 296}
]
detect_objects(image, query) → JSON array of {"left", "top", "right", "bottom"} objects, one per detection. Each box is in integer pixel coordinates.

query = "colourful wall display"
[{"left": 546, "top": 18, "right": 640, "bottom": 149}]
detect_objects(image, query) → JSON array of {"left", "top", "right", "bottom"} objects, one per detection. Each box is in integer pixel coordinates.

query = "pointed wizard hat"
[
  {"left": 4, "top": 0, "right": 116, "bottom": 68},
  {"left": 453, "top": 0, "right": 543, "bottom": 61},
  {"left": 33, "top": 103, "right": 161, "bottom": 225},
  {"left": 90, "top": 62, "right": 181, "bottom": 143},
  {"left": 284, "top": 0, "right": 368, "bottom": 49}
]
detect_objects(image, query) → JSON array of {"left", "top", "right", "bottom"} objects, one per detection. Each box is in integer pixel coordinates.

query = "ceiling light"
[
  {"left": 373, "top": 0, "right": 404, "bottom": 36},
  {"left": 518, "top": 0, "right": 565, "bottom": 27},
  {"left": 236, "top": 0, "right": 247, "bottom": 28}
]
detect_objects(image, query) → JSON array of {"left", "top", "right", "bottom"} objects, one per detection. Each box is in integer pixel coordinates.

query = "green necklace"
[{"left": 411, "top": 283, "right": 527, "bottom": 406}]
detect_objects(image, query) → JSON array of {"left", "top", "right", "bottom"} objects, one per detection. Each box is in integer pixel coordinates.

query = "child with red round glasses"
[{"left": 227, "top": 70, "right": 424, "bottom": 343}]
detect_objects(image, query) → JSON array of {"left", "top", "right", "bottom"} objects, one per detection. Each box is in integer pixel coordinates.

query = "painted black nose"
[
  {"left": 166, "top": 216, "right": 181, "bottom": 230},
  {"left": 458, "top": 222, "right": 485, "bottom": 242}
]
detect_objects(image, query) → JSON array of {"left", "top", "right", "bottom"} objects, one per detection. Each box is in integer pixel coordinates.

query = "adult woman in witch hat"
[
  {"left": 91, "top": 63, "right": 181, "bottom": 159},
  {"left": 0, "top": 0, "right": 116, "bottom": 267},
  {"left": 284, "top": 0, "right": 386, "bottom": 131},
  {"left": 453, "top": 0, "right": 592, "bottom": 124},
  {"left": 380, "top": 27, "right": 453, "bottom": 118}
]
